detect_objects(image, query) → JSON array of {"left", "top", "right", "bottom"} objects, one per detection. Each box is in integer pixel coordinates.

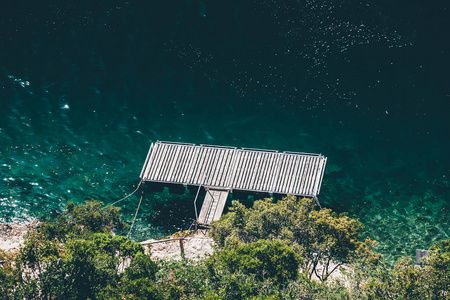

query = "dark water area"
[{"left": 0, "top": 1, "right": 448, "bottom": 262}]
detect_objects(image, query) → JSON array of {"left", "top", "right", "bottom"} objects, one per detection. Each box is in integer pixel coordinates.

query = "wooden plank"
[
  {"left": 217, "top": 149, "right": 231, "bottom": 186},
  {"left": 307, "top": 157, "right": 320, "bottom": 196},
  {"left": 140, "top": 143, "right": 154, "bottom": 180},
  {"left": 307, "top": 157, "right": 320, "bottom": 195},
  {"left": 248, "top": 152, "right": 262, "bottom": 190},
  {"left": 197, "top": 147, "right": 211, "bottom": 184},
  {"left": 238, "top": 151, "right": 251, "bottom": 189},
  {"left": 292, "top": 155, "right": 304, "bottom": 194},
  {"left": 159, "top": 144, "right": 177, "bottom": 181},
  {"left": 246, "top": 151, "right": 259, "bottom": 189},
  {"left": 283, "top": 154, "right": 295, "bottom": 193},
  {"left": 299, "top": 156, "right": 312, "bottom": 195},
  {"left": 178, "top": 145, "right": 191, "bottom": 182},
  {"left": 297, "top": 156, "right": 309, "bottom": 195},
  {"left": 211, "top": 149, "right": 225, "bottom": 186},
  {"left": 317, "top": 157, "right": 327, "bottom": 195},
  {"left": 287, "top": 155, "right": 300, "bottom": 194},
  {"left": 212, "top": 190, "right": 229, "bottom": 222},
  {"left": 275, "top": 155, "right": 288, "bottom": 193},
  {"left": 174, "top": 145, "right": 189, "bottom": 183},
  {"left": 158, "top": 144, "right": 175, "bottom": 181},
  {"left": 192, "top": 147, "right": 207, "bottom": 184},
  {"left": 262, "top": 152, "right": 277, "bottom": 191},
  {"left": 283, "top": 155, "right": 295, "bottom": 194},
  {"left": 198, "top": 188, "right": 229, "bottom": 225},
  {"left": 147, "top": 142, "right": 162, "bottom": 180},
  {"left": 242, "top": 151, "right": 256, "bottom": 189},
  {"left": 311, "top": 157, "right": 324, "bottom": 196},
  {"left": 219, "top": 149, "right": 232, "bottom": 186},
  {"left": 254, "top": 152, "right": 268, "bottom": 191},
  {"left": 177, "top": 145, "right": 194, "bottom": 183},
  {"left": 225, "top": 150, "right": 240, "bottom": 188},
  {"left": 166, "top": 145, "right": 182, "bottom": 182},
  {"left": 234, "top": 151, "right": 246, "bottom": 189},
  {"left": 204, "top": 148, "right": 218, "bottom": 185},
  {"left": 198, "top": 190, "right": 212, "bottom": 224},
  {"left": 151, "top": 143, "right": 169, "bottom": 181},
  {"left": 185, "top": 146, "right": 200, "bottom": 184},
  {"left": 302, "top": 156, "right": 313, "bottom": 195},
  {"left": 143, "top": 143, "right": 157, "bottom": 180},
  {"left": 295, "top": 155, "right": 307, "bottom": 195},
  {"left": 293, "top": 156, "right": 306, "bottom": 195},
  {"left": 205, "top": 147, "right": 219, "bottom": 185},
  {"left": 269, "top": 154, "right": 282, "bottom": 193}
]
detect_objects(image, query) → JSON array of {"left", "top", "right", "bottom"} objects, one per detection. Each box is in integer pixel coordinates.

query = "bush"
[
  {"left": 12, "top": 201, "right": 153, "bottom": 300},
  {"left": 208, "top": 240, "right": 302, "bottom": 286},
  {"left": 38, "top": 201, "right": 126, "bottom": 242},
  {"left": 210, "top": 196, "right": 376, "bottom": 281},
  {"left": 125, "top": 252, "right": 159, "bottom": 281},
  {"left": 426, "top": 239, "right": 450, "bottom": 299},
  {"left": 66, "top": 200, "right": 126, "bottom": 233},
  {"left": 156, "top": 258, "right": 213, "bottom": 298}
]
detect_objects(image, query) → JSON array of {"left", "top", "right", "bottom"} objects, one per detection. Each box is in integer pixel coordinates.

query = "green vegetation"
[
  {"left": 0, "top": 197, "right": 449, "bottom": 299},
  {"left": 210, "top": 196, "right": 380, "bottom": 281}
]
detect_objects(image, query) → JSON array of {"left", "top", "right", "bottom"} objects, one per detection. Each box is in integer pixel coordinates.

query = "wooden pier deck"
[{"left": 140, "top": 141, "right": 327, "bottom": 198}]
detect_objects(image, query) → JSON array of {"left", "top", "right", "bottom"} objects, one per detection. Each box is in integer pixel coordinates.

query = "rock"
[{"left": 0, "top": 220, "right": 41, "bottom": 252}]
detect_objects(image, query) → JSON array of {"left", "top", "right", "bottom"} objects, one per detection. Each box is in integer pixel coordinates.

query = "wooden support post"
[{"left": 179, "top": 238, "right": 185, "bottom": 256}]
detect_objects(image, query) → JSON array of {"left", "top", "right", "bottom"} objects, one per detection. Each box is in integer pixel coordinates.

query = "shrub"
[
  {"left": 210, "top": 196, "right": 375, "bottom": 281},
  {"left": 156, "top": 258, "right": 213, "bottom": 298},
  {"left": 426, "top": 239, "right": 450, "bottom": 299},
  {"left": 65, "top": 200, "right": 125, "bottom": 233},
  {"left": 125, "top": 252, "right": 159, "bottom": 281},
  {"left": 13, "top": 201, "right": 152, "bottom": 300},
  {"left": 207, "top": 240, "right": 302, "bottom": 286},
  {"left": 38, "top": 201, "right": 126, "bottom": 242}
]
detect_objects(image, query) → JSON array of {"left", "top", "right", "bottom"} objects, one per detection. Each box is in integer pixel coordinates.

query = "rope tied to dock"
[
  {"left": 127, "top": 190, "right": 144, "bottom": 239},
  {"left": 103, "top": 180, "right": 143, "bottom": 209}
]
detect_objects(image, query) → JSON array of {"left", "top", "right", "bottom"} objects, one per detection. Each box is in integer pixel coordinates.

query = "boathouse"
[{"left": 140, "top": 141, "right": 327, "bottom": 226}]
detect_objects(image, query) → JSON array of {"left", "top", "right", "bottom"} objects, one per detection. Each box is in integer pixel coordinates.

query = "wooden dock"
[{"left": 140, "top": 141, "right": 327, "bottom": 197}]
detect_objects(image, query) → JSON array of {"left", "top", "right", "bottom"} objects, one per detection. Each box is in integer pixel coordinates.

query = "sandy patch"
[
  {"left": 0, "top": 220, "right": 40, "bottom": 252},
  {"left": 142, "top": 229, "right": 214, "bottom": 261}
]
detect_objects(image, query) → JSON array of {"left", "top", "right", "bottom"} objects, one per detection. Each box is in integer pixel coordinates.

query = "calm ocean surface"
[{"left": 1, "top": 1, "right": 448, "bottom": 262}]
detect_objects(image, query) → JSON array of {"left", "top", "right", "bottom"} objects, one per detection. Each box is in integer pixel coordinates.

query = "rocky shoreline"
[{"left": 0, "top": 220, "right": 41, "bottom": 252}]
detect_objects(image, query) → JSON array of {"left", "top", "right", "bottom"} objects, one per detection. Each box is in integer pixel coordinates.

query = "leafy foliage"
[
  {"left": 210, "top": 196, "right": 378, "bottom": 281},
  {"left": 207, "top": 240, "right": 302, "bottom": 286},
  {"left": 426, "top": 239, "right": 450, "bottom": 297},
  {"left": 1, "top": 199, "right": 449, "bottom": 299},
  {"left": 6, "top": 201, "right": 158, "bottom": 300}
]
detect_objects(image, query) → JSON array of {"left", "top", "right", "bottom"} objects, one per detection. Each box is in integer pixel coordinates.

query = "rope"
[
  {"left": 103, "top": 180, "right": 143, "bottom": 208},
  {"left": 127, "top": 190, "right": 144, "bottom": 239}
]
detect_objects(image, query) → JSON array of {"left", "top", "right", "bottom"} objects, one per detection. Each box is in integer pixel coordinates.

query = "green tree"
[
  {"left": 210, "top": 196, "right": 376, "bottom": 281},
  {"left": 12, "top": 201, "right": 154, "bottom": 300},
  {"left": 0, "top": 249, "right": 22, "bottom": 299},
  {"left": 38, "top": 201, "right": 126, "bottom": 242},
  {"left": 426, "top": 239, "right": 450, "bottom": 299},
  {"left": 207, "top": 240, "right": 302, "bottom": 286}
]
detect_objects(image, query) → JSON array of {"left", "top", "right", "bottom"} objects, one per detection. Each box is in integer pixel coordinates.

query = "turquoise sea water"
[{"left": 0, "top": 1, "right": 448, "bottom": 262}]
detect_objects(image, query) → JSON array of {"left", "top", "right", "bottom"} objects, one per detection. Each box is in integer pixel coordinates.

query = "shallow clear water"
[{"left": 0, "top": 1, "right": 448, "bottom": 262}]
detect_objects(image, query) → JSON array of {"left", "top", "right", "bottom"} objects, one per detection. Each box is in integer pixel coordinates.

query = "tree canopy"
[{"left": 210, "top": 195, "right": 380, "bottom": 281}]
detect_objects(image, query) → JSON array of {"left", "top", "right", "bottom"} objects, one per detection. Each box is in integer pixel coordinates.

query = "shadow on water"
[{"left": 142, "top": 184, "right": 197, "bottom": 236}]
